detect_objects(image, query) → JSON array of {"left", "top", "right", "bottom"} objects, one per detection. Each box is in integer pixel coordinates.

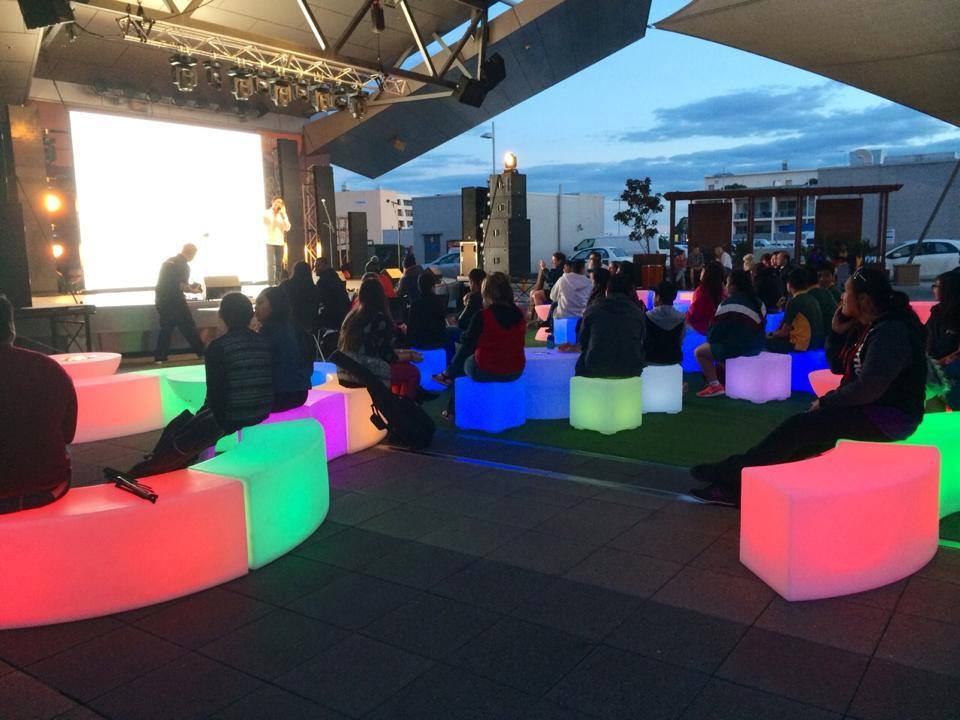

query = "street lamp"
[
  {"left": 386, "top": 198, "right": 403, "bottom": 268},
  {"left": 480, "top": 121, "right": 495, "bottom": 178}
]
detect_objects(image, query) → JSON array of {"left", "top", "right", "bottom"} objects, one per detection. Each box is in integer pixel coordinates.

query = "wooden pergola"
[{"left": 663, "top": 184, "right": 903, "bottom": 273}]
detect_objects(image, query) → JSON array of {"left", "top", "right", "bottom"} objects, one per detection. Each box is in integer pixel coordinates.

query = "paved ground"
[{"left": 2, "top": 435, "right": 959, "bottom": 720}]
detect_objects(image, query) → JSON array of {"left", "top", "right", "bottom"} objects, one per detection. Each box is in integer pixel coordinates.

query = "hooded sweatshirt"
[
  {"left": 575, "top": 294, "right": 646, "bottom": 378},
  {"left": 644, "top": 304, "right": 686, "bottom": 365},
  {"left": 550, "top": 272, "right": 593, "bottom": 319}
]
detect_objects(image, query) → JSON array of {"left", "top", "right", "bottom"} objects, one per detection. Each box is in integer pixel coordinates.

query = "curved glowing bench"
[
  {"left": 0, "top": 469, "right": 248, "bottom": 629},
  {"left": 315, "top": 378, "right": 387, "bottom": 452},
  {"left": 456, "top": 376, "right": 526, "bottom": 433},
  {"left": 523, "top": 347, "right": 579, "bottom": 420},
  {"left": 727, "top": 352, "right": 791, "bottom": 403},
  {"left": 808, "top": 369, "right": 842, "bottom": 398},
  {"left": 740, "top": 442, "right": 940, "bottom": 601},
  {"left": 895, "top": 413, "right": 960, "bottom": 518},
  {"left": 641, "top": 364, "right": 683, "bottom": 414},
  {"left": 570, "top": 375, "right": 643, "bottom": 435},
  {"left": 52, "top": 352, "right": 122, "bottom": 380},
  {"left": 790, "top": 349, "right": 828, "bottom": 394},
  {"left": 166, "top": 364, "right": 208, "bottom": 413},
  {"left": 74, "top": 373, "right": 165, "bottom": 444},
  {"left": 681, "top": 329, "right": 707, "bottom": 373},
  {"left": 413, "top": 348, "right": 447, "bottom": 392},
  {"left": 193, "top": 419, "right": 329, "bottom": 569}
]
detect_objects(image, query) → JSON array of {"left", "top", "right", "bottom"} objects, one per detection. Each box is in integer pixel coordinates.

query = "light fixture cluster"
[{"left": 169, "top": 53, "right": 198, "bottom": 92}]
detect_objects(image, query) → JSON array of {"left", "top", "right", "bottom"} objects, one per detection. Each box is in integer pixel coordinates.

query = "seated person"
[
  {"left": 550, "top": 258, "right": 593, "bottom": 320},
  {"left": 397, "top": 254, "right": 422, "bottom": 302},
  {"left": 753, "top": 260, "right": 784, "bottom": 312},
  {"left": 337, "top": 277, "right": 423, "bottom": 400},
  {"left": 433, "top": 272, "right": 526, "bottom": 418},
  {"left": 405, "top": 271, "right": 447, "bottom": 350},
  {"left": 458, "top": 268, "right": 486, "bottom": 331},
  {"left": 529, "top": 252, "right": 566, "bottom": 313},
  {"left": 766, "top": 268, "right": 825, "bottom": 353},
  {"left": 279, "top": 261, "right": 319, "bottom": 334},
  {"left": 0, "top": 295, "right": 77, "bottom": 513},
  {"left": 110, "top": 293, "right": 274, "bottom": 480},
  {"left": 586, "top": 267, "right": 612, "bottom": 309},
  {"left": 644, "top": 280, "right": 686, "bottom": 365},
  {"left": 365, "top": 257, "right": 396, "bottom": 299},
  {"left": 690, "top": 266, "right": 927, "bottom": 505},
  {"left": 685, "top": 261, "right": 726, "bottom": 335},
  {"left": 575, "top": 273, "right": 646, "bottom": 377},
  {"left": 694, "top": 269, "right": 766, "bottom": 398},
  {"left": 927, "top": 270, "right": 960, "bottom": 409},
  {"left": 255, "top": 286, "right": 313, "bottom": 412},
  {"left": 808, "top": 263, "right": 841, "bottom": 332},
  {"left": 314, "top": 256, "right": 351, "bottom": 333}
]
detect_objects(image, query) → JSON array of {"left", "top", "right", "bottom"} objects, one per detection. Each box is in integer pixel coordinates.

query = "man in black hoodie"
[
  {"left": 314, "top": 257, "right": 350, "bottom": 332},
  {"left": 575, "top": 273, "right": 646, "bottom": 377},
  {"left": 644, "top": 280, "right": 686, "bottom": 365}
]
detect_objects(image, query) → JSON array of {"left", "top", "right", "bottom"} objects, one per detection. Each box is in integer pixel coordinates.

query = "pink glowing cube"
[
  {"left": 73, "top": 373, "right": 165, "bottom": 443},
  {"left": 260, "top": 389, "right": 348, "bottom": 459},
  {"left": 726, "top": 352, "right": 791, "bottom": 403},
  {"left": 0, "top": 469, "right": 248, "bottom": 629},
  {"left": 740, "top": 442, "right": 940, "bottom": 601},
  {"left": 808, "top": 369, "right": 842, "bottom": 398},
  {"left": 52, "top": 352, "right": 122, "bottom": 380}
]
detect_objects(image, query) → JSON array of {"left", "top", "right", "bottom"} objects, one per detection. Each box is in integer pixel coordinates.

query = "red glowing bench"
[
  {"left": 740, "top": 442, "right": 940, "bottom": 601},
  {"left": 0, "top": 469, "right": 248, "bottom": 629}
]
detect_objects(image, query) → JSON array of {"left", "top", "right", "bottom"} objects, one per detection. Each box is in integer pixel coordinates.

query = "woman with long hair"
[
  {"left": 685, "top": 260, "right": 726, "bottom": 335},
  {"left": 279, "top": 260, "right": 318, "bottom": 333},
  {"left": 337, "top": 277, "right": 423, "bottom": 400},
  {"left": 928, "top": 269, "right": 960, "bottom": 408},
  {"left": 255, "top": 286, "right": 313, "bottom": 412},
  {"left": 587, "top": 267, "right": 612, "bottom": 308},
  {"left": 690, "top": 266, "right": 927, "bottom": 505}
]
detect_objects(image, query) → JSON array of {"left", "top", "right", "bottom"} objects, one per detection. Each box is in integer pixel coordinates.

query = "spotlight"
[
  {"left": 310, "top": 86, "right": 333, "bottom": 112},
  {"left": 347, "top": 93, "right": 367, "bottom": 120},
  {"left": 503, "top": 151, "right": 517, "bottom": 172},
  {"left": 203, "top": 60, "right": 222, "bottom": 90},
  {"left": 43, "top": 191, "right": 63, "bottom": 213},
  {"left": 51, "top": 243, "right": 65, "bottom": 259},
  {"left": 169, "top": 54, "right": 198, "bottom": 92},
  {"left": 270, "top": 78, "right": 293, "bottom": 107},
  {"left": 256, "top": 70, "right": 277, "bottom": 95},
  {"left": 228, "top": 66, "right": 255, "bottom": 101},
  {"left": 370, "top": 0, "right": 385, "bottom": 33},
  {"left": 294, "top": 81, "right": 310, "bottom": 103}
]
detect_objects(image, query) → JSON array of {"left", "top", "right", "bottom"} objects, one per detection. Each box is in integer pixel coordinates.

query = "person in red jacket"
[
  {"left": 685, "top": 260, "right": 726, "bottom": 335},
  {"left": 433, "top": 272, "right": 526, "bottom": 418},
  {"left": 0, "top": 295, "right": 77, "bottom": 513}
]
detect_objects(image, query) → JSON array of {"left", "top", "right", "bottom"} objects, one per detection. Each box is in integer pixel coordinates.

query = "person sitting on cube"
[
  {"left": 575, "top": 273, "right": 646, "bottom": 378},
  {"left": 766, "top": 267, "right": 825, "bottom": 354},
  {"left": 644, "top": 280, "right": 686, "bottom": 365}
]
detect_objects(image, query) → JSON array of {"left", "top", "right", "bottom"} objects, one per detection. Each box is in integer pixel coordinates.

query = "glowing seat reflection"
[
  {"left": 534, "top": 305, "right": 551, "bottom": 342},
  {"left": 73, "top": 373, "right": 165, "bottom": 443},
  {"left": 740, "top": 442, "right": 940, "bottom": 601},
  {"left": 726, "top": 352, "right": 791, "bottom": 403},
  {"left": 641, "top": 364, "right": 683, "bottom": 414},
  {"left": 911, "top": 300, "right": 935, "bottom": 325},
  {"left": 194, "top": 419, "right": 329, "bottom": 569},
  {"left": 456, "top": 376, "right": 526, "bottom": 433},
  {"left": 569, "top": 375, "right": 643, "bottom": 434},
  {"left": 0, "top": 469, "right": 248, "bottom": 629}
]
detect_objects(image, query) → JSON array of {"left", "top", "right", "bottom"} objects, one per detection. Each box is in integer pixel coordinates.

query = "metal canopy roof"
[{"left": 656, "top": 0, "right": 960, "bottom": 127}]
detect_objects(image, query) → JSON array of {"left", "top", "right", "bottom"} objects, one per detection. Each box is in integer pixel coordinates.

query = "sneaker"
[
  {"left": 689, "top": 483, "right": 739, "bottom": 508},
  {"left": 689, "top": 463, "right": 716, "bottom": 484},
  {"left": 696, "top": 383, "right": 725, "bottom": 398}
]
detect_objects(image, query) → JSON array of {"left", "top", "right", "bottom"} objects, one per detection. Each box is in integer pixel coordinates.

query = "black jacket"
[
  {"left": 575, "top": 294, "right": 646, "bottom": 378},
  {"left": 458, "top": 291, "right": 483, "bottom": 331},
  {"left": 926, "top": 304, "right": 959, "bottom": 360},
  {"left": 315, "top": 268, "right": 351, "bottom": 332},
  {"left": 405, "top": 295, "right": 447, "bottom": 349}
]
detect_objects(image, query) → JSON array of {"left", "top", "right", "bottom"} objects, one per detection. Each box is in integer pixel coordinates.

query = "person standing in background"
[
  {"left": 263, "top": 197, "right": 291, "bottom": 285},
  {"left": 154, "top": 243, "right": 204, "bottom": 363},
  {"left": 687, "top": 244, "right": 704, "bottom": 289}
]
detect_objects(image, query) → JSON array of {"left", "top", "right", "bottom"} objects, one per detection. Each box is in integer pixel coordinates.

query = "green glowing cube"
[
  {"left": 193, "top": 419, "right": 329, "bottom": 568},
  {"left": 897, "top": 413, "right": 960, "bottom": 518},
  {"left": 569, "top": 375, "right": 643, "bottom": 435}
]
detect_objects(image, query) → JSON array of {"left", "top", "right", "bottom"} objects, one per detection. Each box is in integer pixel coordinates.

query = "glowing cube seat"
[
  {"left": 194, "top": 419, "right": 330, "bottom": 569},
  {"left": 681, "top": 329, "right": 707, "bottom": 373},
  {"left": 911, "top": 300, "right": 935, "bottom": 325},
  {"left": 641, "top": 364, "right": 683, "bottom": 414},
  {"left": 808, "top": 369, "right": 842, "bottom": 398},
  {"left": 413, "top": 348, "right": 447, "bottom": 392},
  {"left": 534, "top": 305, "right": 551, "bottom": 343},
  {"left": 765, "top": 312, "right": 783, "bottom": 334},
  {"left": 316, "top": 378, "right": 387, "bottom": 453},
  {"left": 166, "top": 364, "right": 207, "bottom": 413},
  {"left": 637, "top": 289, "right": 654, "bottom": 309},
  {"left": 0, "top": 469, "right": 248, "bottom": 629},
  {"left": 790, "top": 349, "right": 828, "bottom": 393},
  {"left": 726, "top": 352, "right": 791, "bottom": 403},
  {"left": 311, "top": 361, "right": 337, "bottom": 387},
  {"left": 73, "top": 373, "right": 165, "bottom": 443},
  {"left": 523, "top": 348, "right": 579, "bottom": 419},
  {"left": 455, "top": 376, "right": 526, "bottom": 433},
  {"left": 896, "top": 413, "right": 960, "bottom": 518},
  {"left": 569, "top": 375, "right": 643, "bottom": 435},
  {"left": 554, "top": 317, "right": 579, "bottom": 345},
  {"left": 52, "top": 352, "right": 122, "bottom": 380},
  {"left": 740, "top": 442, "right": 940, "bottom": 602},
  {"left": 678, "top": 291, "right": 694, "bottom": 302}
]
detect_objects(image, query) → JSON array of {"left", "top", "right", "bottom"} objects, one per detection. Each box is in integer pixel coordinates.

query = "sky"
[{"left": 332, "top": 0, "right": 960, "bottom": 234}]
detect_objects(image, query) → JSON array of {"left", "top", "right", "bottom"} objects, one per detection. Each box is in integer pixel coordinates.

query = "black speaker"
[
  {"left": 17, "top": 0, "right": 75, "bottom": 29},
  {"left": 461, "top": 186, "right": 488, "bottom": 244},
  {"left": 276, "top": 139, "right": 304, "bottom": 271},
  {"left": 483, "top": 53, "right": 506, "bottom": 90},
  {"left": 347, "top": 212, "right": 368, "bottom": 277},
  {"left": 455, "top": 53, "right": 506, "bottom": 107},
  {"left": 0, "top": 202, "right": 31, "bottom": 308},
  {"left": 312, "top": 165, "right": 338, "bottom": 269}
]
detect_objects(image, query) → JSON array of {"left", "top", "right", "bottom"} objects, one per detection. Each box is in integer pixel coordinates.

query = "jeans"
[
  {"left": 126, "top": 409, "right": 226, "bottom": 479},
  {"left": 391, "top": 362, "right": 421, "bottom": 399},
  {"left": 155, "top": 307, "right": 204, "bottom": 361},
  {"left": 705, "top": 405, "right": 890, "bottom": 490},
  {"left": 267, "top": 244, "right": 285, "bottom": 285}
]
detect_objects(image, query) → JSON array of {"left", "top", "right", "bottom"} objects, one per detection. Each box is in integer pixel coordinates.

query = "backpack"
[{"left": 329, "top": 350, "right": 435, "bottom": 450}]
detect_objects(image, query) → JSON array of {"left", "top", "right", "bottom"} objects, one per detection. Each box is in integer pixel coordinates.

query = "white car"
[
  {"left": 425, "top": 248, "right": 461, "bottom": 278},
  {"left": 569, "top": 245, "right": 634, "bottom": 266},
  {"left": 885, "top": 240, "right": 960, "bottom": 280}
]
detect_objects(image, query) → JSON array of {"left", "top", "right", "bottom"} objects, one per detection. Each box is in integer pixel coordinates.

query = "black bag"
[{"left": 329, "top": 350, "right": 435, "bottom": 450}]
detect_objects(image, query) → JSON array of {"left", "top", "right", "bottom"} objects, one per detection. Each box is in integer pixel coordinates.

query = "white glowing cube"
[
  {"left": 523, "top": 348, "right": 580, "bottom": 419},
  {"left": 726, "top": 352, "right": 791, "bottom": 403},
  {"left": 808, "top": 368, "right": 841, "bottom": 398},
  {"left": 455, "top": 376, "right": 526, "bottom": 433},
  {"left": 554, "top": 317, "right": 579, "bottom": 345},
  {"left": 640, "top": 364, "right": 683, "bottom": 414},
  {"left": 315, "top": 378, "right": 387, "bottom": 453},
  {"left": 740, "top": 442, "right": 940, "bottom": 601},
  {"left": 413, "top": 348, "right": 447, "bottom": 392},
  {"left": 569, "top": 375, "right": 643, "bottom": 435}
]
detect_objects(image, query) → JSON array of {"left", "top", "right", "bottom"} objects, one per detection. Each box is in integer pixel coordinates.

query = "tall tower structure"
[{"left": 482, "top": 166, "right": 530, "bottom": 276}]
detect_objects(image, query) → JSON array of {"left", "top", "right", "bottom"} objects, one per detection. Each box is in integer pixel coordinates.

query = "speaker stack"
[{"left": 482, "top": 170, "right": 530, "bottom": 277}]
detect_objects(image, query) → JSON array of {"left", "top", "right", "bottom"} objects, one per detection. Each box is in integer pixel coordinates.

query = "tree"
[{"left": 613, "top": 177, "right": 664, "bottom": 253}]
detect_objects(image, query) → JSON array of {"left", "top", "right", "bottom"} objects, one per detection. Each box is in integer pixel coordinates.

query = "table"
[
  {"left": 523, "top": 347, "right": 580, "bottom": 419},
  {"left": 52, "top": 352, "right": 121, "bottom": 380},
  {"left": 17, "top": 304, "right": 96, "bottom": 352}
]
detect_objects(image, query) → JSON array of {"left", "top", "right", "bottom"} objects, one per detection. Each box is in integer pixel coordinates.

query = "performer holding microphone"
[{"left": 263, "top": 197, "right": 291, "bottom": 285}]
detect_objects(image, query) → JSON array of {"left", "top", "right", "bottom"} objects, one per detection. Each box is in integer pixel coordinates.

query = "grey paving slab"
[
  {"left": 325, "top": 492, "right": 400, "bottom": 526},
  {"left": 222, "top": 555, "right": 345, "bottom": 607},
  {"left": 608, "top": 519, "right": 720, "bottom": 564},
  {"left": 565, "top": 546, "right": 683, "bottom": 598},
  {"left": 285, "top": 572, "right": 420, "bottom": 630},
  {"left": 916, "top": 547, "right": 960, "bottom": 585},
  {"left": 848, "top": 658, "right": 960, "bottom": 720},
  {"left": 357, "top": 504, "right": 458, "bottom": 541},
  {"left": 897, "top": 575, "right": 960, "bottom": 625},
  {"left": 0, "top": 671, "right": 76, "bottom": 720},
  {"left": 432, "top": 559, "right": 556, "bottom": 614},
  {"left": 534, "top": 499, "right": 653, "bottom": 548},
  {"left": 652, "top": 565, "right": 775, "bottom": 625},
  {"left": 874, "top": 612, "right": 960, "bottom": 677},
  {"left": 487, "top": 530, "right": 597, "bottom": 576},
  {"left": 0, "top": 616, "right": 123, "bottom": 667},
  {"left": 465, "top": 496, "right": 567, "bottom": 529},
  {"left": 292, "top": 527, "right": 410, "bottom": 570},
  {"left": 754, "top": 597, "right": 890, "bottom": 656},
  {"left": 512, "top": 578, "right": 642, "bottom": 641},
  {"left": 687, "top": 536, "right": 757, "bottom": 579},
  {"left": 363, "top": 542, "right": 477, "bottom": 590},
  {"left": 209, "top": 686, "right": 347, "bottom": 720},
  {"left": 679, "top": 679, "right": 841, "bottom": 720},
  {"left": 418, "top": 515, "right": 526, "bottom": 556}
]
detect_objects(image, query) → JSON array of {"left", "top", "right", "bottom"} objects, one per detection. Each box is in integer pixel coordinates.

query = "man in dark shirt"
[
  {"left": 575, "top": 273, "right": 646, "bottom": 378},
  {"left": 111, "top": 293, "right": 273, "bottom": 480},
  {"left": 154, "top": 243, "right": 205, "bottom": 363},
  {"left": 0, "top": 296, "right": 77, "bottom": 512}
]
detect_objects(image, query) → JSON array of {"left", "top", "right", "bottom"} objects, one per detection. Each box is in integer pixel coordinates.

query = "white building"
[{"left": 335, "top": 188, "right": 414, "bottom": 243}]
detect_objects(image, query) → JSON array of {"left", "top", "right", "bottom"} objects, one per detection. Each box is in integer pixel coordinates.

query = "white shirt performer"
[{"left": 263, "top": 197, "right": 291, "bottom": 284}]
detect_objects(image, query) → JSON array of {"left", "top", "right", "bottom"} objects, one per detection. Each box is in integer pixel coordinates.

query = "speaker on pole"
[{"left": 347, "top": 212, "right": 368, "bottom": 277}]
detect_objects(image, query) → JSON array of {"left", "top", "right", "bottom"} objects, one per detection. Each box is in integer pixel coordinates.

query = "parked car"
[
  {"left": 425, "top": 248, "right": 461, "bottom": 278},
  {"left": 569, "top": 246, "right": 634, "bottom": 266},
  {"left": 885, "top": 240, "right": 960, "bottom": 280}
]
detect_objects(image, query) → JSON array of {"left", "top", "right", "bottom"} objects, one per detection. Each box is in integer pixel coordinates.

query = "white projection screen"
[{"left": 71, "top": 111, "right": 268, "bottom": 290}]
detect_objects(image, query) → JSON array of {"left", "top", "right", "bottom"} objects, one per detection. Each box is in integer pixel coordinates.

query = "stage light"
[
  {"left": 348, "top": 93, "right": 367, "bottom": 119},
  {"left": 43, "top": 191, "right": 63, "bottom": 213},
  {"left": 370, "top": 0, "right": 385, "bottom": 33},
  {"left": 51, "top": 243, "right": 64, "bottom": 259},
  {"left": 169, "top": 54, "right": 198, "bottom": 92},
  {"left": 310, "top": 87, "right": 333, "bottom": 112},
  {"left": 204, "top": 60, "right": 222, "bottom": 90},
  {"left": 294, "top": 81, "right": 310, "bottom": 103},
  {"left": 227, "top": 67, "right": 255, "bottom": 101},
  {"left": 503, "top": 151, "right": 517, "bottom": 172},
  {"left": 256, "top": 70, "right": 277, "bottom": 95},
  {"left": 270, "top": 79, "right": 293, "bottom": 108}
]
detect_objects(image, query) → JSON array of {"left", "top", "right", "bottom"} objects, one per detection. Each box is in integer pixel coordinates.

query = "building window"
[
  {"left": 403, "top": 199, "right": 412, "bottom": 206},
  {"left": 498, "top": 203, "right": 505, "bottom": 212},
  {"left": 494, "top": 228, "right": 501, "bottom": 237}
]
